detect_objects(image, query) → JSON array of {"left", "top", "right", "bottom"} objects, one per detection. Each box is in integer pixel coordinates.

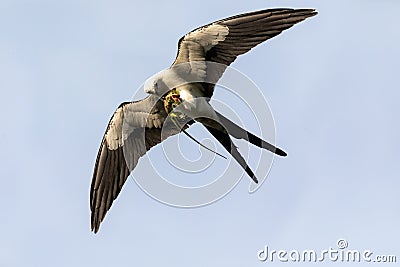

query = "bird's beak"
[{"left": 144, "top": 87, "right": 155, "bottom": 95}]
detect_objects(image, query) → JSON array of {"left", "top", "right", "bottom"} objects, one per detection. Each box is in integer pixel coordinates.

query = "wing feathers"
[
  {"left": 90, "top": 97, "right": 164, "bottom": 233},
  {"left": 90, "top": 96, "right": 186, "bottom": 233},
  {"left": 172, "top": 8, "right": 317, "bottom": 97}
]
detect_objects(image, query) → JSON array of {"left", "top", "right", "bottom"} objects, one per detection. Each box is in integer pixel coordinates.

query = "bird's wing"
[
  {"left": 171, "top": 8, "right": 317, "bottom": 97},
  {"left": 90, "top": 95, "right": 180, "bottom": 233}
]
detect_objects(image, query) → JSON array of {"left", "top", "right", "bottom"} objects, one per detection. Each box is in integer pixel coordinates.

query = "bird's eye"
[{"left": 154, "top": 82, "right": 158, "bottom": 88}]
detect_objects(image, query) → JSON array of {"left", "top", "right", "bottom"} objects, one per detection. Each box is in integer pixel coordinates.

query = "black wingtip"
[
  {"left": 92, "top": 226, "right": 99, "bottom": 234},
  {"left": 91, "top": 220, "right": 99, "bottom": 234},
  {"left": 309, "top": 10, "right": 318, "bottom": 18},
  {"left": 297, "top": 8, "right": 318, "bottom": 15},
  {"left": 294, "top": 8, "right": 318, "bottom": 21}
]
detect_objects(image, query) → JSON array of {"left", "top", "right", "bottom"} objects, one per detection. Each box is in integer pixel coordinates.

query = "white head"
[
  {"left": 144, "top": 72, "right": 170, "bottom": 96},
  {"left": 145, "top": 67, "right": 194, "bottom": 96}
]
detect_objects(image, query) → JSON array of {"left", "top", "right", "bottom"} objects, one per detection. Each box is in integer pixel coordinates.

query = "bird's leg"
[
  {"left": 164, "top": 89, "right": 226, "bottom": 159},
  {"left": 169, "top": 112, "right": 226, "bottom": 159}
]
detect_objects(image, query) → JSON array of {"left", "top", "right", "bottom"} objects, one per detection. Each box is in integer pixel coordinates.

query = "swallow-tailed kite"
[{"left": 90, "top": 8, "right": 317, "bottom": 233}]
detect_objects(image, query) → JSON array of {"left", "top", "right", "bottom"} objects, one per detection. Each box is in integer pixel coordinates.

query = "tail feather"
[
  {"left": 198, "top": 118, "right": 259, "bottom": 183},
  {"left": 215, "top": 111, "right": 287, "bottom": 157}
]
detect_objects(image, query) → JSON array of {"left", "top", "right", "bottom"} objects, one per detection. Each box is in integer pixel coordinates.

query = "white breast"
[
  {"left": 178, "top": 84, "right": 204, "bottom": 102},
  {"left": 176, "top": 84, "right": 219, "bottom": 122}
]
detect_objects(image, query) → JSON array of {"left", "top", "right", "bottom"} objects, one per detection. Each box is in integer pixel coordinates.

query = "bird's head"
[
  {"left": 144, "top": 73, "right": 169, "bottom": 96},
  {"left": 144, "top": 76, "right": 157, "bottom": 95}
]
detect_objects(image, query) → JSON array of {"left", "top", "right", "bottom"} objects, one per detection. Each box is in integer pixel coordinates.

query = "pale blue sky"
[{"left": 1, "top": 0, "right": 399, "bottom": 266}]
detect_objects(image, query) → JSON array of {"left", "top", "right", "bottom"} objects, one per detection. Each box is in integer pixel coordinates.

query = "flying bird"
[{"left": 90, "top": 8, "right": 317, "bottom": 233}]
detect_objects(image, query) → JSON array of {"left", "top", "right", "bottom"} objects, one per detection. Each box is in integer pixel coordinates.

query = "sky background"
[{"left": 1, "top": 0, "right": 399, "bottom": 266}]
